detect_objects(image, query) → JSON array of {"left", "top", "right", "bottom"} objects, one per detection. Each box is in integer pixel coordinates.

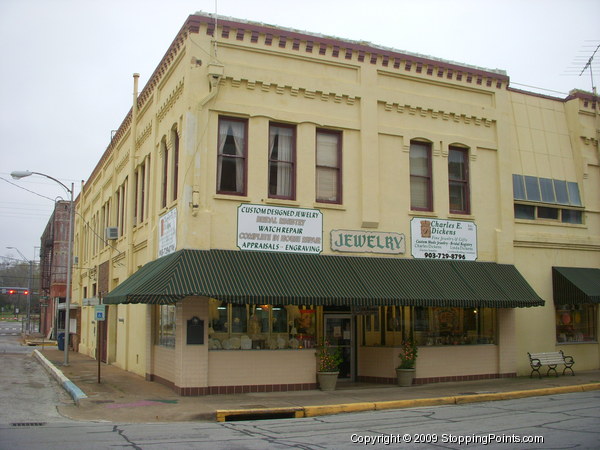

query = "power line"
[{"left": 0, "top": 176, "right": 62, "bottom": 202}]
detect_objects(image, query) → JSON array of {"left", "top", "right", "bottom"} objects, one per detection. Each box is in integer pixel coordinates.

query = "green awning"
[
  {"left": 552, "top": 267, "right": 600, "bottom": 304},
  {"left": 103, "top": 249, "right": 544, "bottom": 308}
]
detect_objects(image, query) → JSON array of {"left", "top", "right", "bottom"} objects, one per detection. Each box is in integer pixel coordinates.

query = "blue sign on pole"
[{"left": 95, "top": 304, "right": 106, "bottom": 321}]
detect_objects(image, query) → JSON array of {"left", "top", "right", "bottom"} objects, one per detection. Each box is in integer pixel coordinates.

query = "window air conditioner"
[{"left": 105, "top": 227, "right": 119, "bottom": 240}]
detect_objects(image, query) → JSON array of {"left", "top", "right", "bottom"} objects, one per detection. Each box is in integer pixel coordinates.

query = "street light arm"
[
  {"left": 10, "top": 169, "right": 74, "bottom": 365},
  {"left": 10, "top": 170, "right": 72, "bottom": 194},
  {"left": 6, "top": 246, "right": 28, "bottom": 262}
]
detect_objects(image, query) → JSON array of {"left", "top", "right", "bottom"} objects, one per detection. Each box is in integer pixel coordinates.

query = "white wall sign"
[
  {"left": 330, "top": 229, "right": 405, "bottom": 254},
  {"left": 410, "top": 218, "right": 477, "bottom": 260},
  {"left": 237, "top": 204, "right": 323, "bottom": 254},
  {"left": 158, "top": 208, "right": 177, "bottom": 258}
]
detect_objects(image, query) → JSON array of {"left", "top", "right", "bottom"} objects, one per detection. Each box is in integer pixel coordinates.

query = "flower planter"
[
  {"left": 317, "top": 371, "right": 339, "bottom": 391},
  {"left": 396, "top": 368, "right": 415, "bottom": 387}
]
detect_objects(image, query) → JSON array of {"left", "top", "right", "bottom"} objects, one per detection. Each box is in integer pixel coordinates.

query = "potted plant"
[
  {"left": 396, "top": 338, "right": 418, "bottom": 386},
  {"left": 315, "top": 339, "right": 343, "bottom": 391}
]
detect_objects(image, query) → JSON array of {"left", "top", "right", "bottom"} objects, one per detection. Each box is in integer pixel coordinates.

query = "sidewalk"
[{"left": 34, "top": 346, "right": 600, "bottom": 423}]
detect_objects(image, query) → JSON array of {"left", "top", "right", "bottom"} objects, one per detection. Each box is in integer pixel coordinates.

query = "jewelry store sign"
[
  {"left": 237, "top": 204, "right": 322, "bottom": 254},
  {"left": 410, "top": 218, "right": 477, "bottom": 260},
  {"left": 158, "top": 208, "right": 177, "bottom": 257},
  {"left": 331, "top": 230, "right": 405, "bottom": 254}
]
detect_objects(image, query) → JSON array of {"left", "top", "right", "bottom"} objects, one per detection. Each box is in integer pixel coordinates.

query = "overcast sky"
[{"left": 0, "top": 0, "right": 598, "bottom": 264}]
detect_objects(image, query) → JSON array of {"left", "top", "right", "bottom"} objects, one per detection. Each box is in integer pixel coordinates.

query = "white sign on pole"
[
  {"left": 410, "top": 218, "right": 477, "bottom": 260},
  {"left": 158, "top": 208, "right": 177, "bottom": 257},
  {"left": 237, "top": 204, "right": 323, "bottom": 254}
]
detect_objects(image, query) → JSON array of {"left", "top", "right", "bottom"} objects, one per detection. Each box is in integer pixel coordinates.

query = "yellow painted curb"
[
  {"left": 454, "top": 385, "right": 595, "bottom": 404},
  {"left": 214, "top": 383, "right": 600, "bottom": 422},
  {"left": 375, "top": 396, "right": 455, "bottom": 410},
  {"left": 215, "top": 406, "right": 303, "bottom": 422},
  {"left": 303, "top": 402, "right": 375, "bottom": 417}
]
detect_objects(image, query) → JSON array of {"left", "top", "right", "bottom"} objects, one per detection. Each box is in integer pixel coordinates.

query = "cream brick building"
[{"left": 71, "top": 13, "right": 599, "bottom": 394}]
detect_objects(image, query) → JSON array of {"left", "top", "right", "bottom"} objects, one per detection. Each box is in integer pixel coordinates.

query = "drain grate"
[
  {"left": 217, "top": 407, "right": 303, "bottom": 422},
  {"left": 224, "top": 411, "right": 298, "bottom": 422},
  {"left": 11, "top": 422, "right": 47, "bottom": 427}
]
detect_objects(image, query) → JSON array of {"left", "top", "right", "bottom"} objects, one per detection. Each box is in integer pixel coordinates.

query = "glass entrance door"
[{"left": 324, "top": 314, "right": 353, "bottom": 380}]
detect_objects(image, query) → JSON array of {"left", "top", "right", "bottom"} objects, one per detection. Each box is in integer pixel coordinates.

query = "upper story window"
[
  {"left": 316, "top": 129, "right": 342, "bottom": 204},
  {"left": 410, "top": 141, "right": 433, "bottom": 211},
  {"left": 134, "top": 156, "right": 150, "bottom": 225},
  {"left": 512, "top": 175, "right": 583, "bottom": 224},
  {"left": 448, "top": 146, "right": 470, "bottom": 214},
  {"left": 171, "top": 127, "right": 179, "bottom": 202},
  {"left": 217, "top": 117, "right": 247, "bottom": 195},
  {"left": 116, "top": 179, "right": 127, "bottom": 237},
  {"left": 268, "top": 123, "right": 296, "bottom": 200},
  {"left": 161, "top": 137, "right": 168, "bottom": 208}
]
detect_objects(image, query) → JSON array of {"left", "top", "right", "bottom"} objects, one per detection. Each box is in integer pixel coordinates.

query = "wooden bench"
[{"left": 528, "top": 351, "right": 575, "bottom": 378}]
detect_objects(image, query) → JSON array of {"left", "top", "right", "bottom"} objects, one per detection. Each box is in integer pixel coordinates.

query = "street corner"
[{"left": 32, "top": 349, "right": 87, "bottom": 404}]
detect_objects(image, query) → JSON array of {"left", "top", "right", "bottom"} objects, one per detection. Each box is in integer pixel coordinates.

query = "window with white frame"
[
  {"left": 316, "top": 129, "right": 342, "bottom": 203},
  {"left": 217, "top": 117, "right": 247, "bottom": 195},
  {"left": 268, "top": 123, "right": 296, "bottom": 199},
  {"left": 410, "top": 141, "right": 433, "bottom": 211}
]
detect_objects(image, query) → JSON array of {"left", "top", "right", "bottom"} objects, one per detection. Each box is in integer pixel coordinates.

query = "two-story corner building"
[
  {"left": 40, "top": 200, "right": 75, "bottom": 343},
  {"left": 70, "top": 13, "right": 599, "bottom": 395}
]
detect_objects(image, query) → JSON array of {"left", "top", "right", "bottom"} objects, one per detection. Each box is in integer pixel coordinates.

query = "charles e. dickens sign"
[
  {"left": 410, "top": 218, "right": 477, "bottom": 260},
  {"left": 330, "top": 230, "right": 405, "bottom": 254},
  {"left": 237, "top": 204, "right": 323, "bottom": 254}
]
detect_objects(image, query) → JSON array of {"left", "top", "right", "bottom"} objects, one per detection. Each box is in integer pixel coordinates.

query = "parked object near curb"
[
  {"left": 396, "top": 368, "right": 416, "bottom": 386},
  {"left": 317, "top": 371, "right": 339, "bottom": 391}
]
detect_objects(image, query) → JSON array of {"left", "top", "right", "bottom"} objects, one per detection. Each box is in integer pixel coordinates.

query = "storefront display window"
[
  {"left": 362, "top": 308, "right": 380, "bottom": 346},
  {"left": 208, "top": 300, "right": 316, "bottom": 350},
  {"left": 157, "top": 304, "right": 176, "bottom": 348},
  {"left": 361, "top": 306, "right": 497, "bottom": 346},
  {"left": 555, "top": 304, "right": 597, "bottom": 343},
  {"left": 231, "top": 304, "right": 247, "bottom": 333},
  {"left": 415, "top": 307, "right": 497, "bottom": 345}
]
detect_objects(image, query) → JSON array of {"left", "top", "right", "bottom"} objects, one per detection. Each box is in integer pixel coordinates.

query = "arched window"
[
  {"left": 448, "top": 146, "right": 470, "bottom": 214},
  {"left": 409, "top": 140, "right": 433, "bottom": 211}
]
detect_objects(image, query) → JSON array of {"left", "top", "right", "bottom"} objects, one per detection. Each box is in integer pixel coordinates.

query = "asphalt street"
[
  {"left": 1, "top": 323, "right": 600, "bottom": 449},
  {"left": 0, "top": 391, "right": 598, "bottom": 449}
]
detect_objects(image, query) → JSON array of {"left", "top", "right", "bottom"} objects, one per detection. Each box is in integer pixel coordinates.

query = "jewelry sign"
[
  {"left": 410, "top": 218, "right": 477, "bottom": 260},
  {"left": 331, "top": 230, "right": 405, "bottom": 254},
  {"left": 237, "top": 204, "right": 323, "bottom": 254}
]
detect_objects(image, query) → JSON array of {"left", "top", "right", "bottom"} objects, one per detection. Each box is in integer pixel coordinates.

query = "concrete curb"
[
  {"left": 216, "top": 383, "right": 600, "bottom": 422},
  {"left": 33, "top": 349, "right": 88, "bottom": 405}
]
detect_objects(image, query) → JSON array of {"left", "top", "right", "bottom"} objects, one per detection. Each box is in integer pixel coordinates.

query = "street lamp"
[
  {"left": 5, "top": 246, "right": 33, "bottom": 334},
  {"left": 11, "top": 170, "right": 74, "bottom": 366}
]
